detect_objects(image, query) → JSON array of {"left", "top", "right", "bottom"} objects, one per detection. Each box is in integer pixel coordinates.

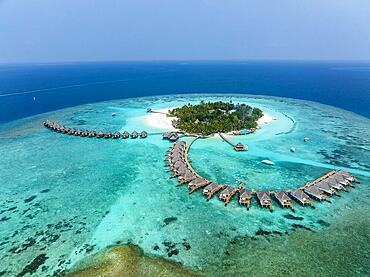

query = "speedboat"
[{"left": 261, "top": 160, "right": 275, "bottom": 165}]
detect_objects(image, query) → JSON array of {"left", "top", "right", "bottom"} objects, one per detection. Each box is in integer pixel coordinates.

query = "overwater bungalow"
[
  {"left": 131, "top": 131, "right": 138, "bottom": 139},
  {"left": 234, "top": 143, "right": 247, "bottom": 151},
  {"left": 74, "top": 129, "right": 82, "bottom": 136},
  {"left": 331, "top": 173, "right": 350, "bottom": 187},
  {"left": 274, "top": 191, "right": 294, "bottom": 210},
  {"left": 337, "top": 170, "right": 359, "bottom": 183},
  {"left": 173, "top": 164, "right": 187, "bottom": 175},
  {"left": 140, "top": 131, "right": 148, "bottom": 138},
  {"left": 325, "top": 177, "right": 346, "bottom": 191},
  {"left": 188, "top": 178, "right": 209, "bottom": 193},
  {"left": 290, "top": 189, "right": 313, "bottom": 207},
  {"left": 256, "top": 191, "right": 273, "bottom": 210},
  {"left": 113, "top": 131, "right": 121, "bottom": 139},
  {"left": 179, "top": 171, "right": 196, "bottom": 184},
  {"left": 169, "top": 133, "right": 179, "bottom": 142},
  {"left": 238, "top": 185, "right": 253, "bottom": 209},
  {"left": 203, "top": 182, "right": 224, "bottom": 200},
  {"left": 122, "top": 131, "right": 129, "bottom": 139},
  {"left": 63, "top": 127, "right": 70, "bottom": 134},
  {"left": 58, "top": 126, "right": 65, "bottom": 133},
  {"left": 162, "top": 133, "right": 170, "bottom": 139},
  {"left": 104, "top": 131, "right": 112, "bottom": 139},
  {"left": 315, "top": 181, "right": 336, "bottom": 196},
  {"left": 97, "top": 131, "right": 104, "bottom": 138},
  {"left": 68, "top": 129, "right": 75, "bottom": 135},
  {"left": 171, "top": 160, "right": 184, "bottom": 170},
  {"left": 81, "top": 130, "right": 88, "bottom": 137},
  {"left": 88, "top": 130, "right": 96, "bottom": 137},
  {"left": 219, "top": 186, "right": 238, "bottom": 206},
  {"left": 304, "top": 186, "right": 330, "bottom": 202}
]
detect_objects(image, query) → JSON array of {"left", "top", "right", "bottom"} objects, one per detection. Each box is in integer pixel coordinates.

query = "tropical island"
[{"left": 167, "top": 101, "right": 263, "bottom": 135}]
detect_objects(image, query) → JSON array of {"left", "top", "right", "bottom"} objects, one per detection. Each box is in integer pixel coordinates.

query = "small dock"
[{"left": 219, "top": 133, "right": 247, "bottom": 151}]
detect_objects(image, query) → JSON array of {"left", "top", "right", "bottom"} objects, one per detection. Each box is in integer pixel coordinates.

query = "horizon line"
[{"left": 1, "top": 58, "right": 370, "bottom": 66}]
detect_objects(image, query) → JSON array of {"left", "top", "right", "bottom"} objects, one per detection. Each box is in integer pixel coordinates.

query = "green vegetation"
[{"left": 168, "top": 101, "right": 263, "bottom": 135}]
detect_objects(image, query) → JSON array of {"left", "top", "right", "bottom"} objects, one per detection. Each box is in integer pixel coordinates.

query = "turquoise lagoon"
[{"left": 0, "top": 94, "right": 369, "bottom": 276}]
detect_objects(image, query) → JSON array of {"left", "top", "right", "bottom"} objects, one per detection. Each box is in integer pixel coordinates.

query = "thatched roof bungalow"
[
  {"left": 304, "top": 186, "right": 325, "bottom": 201},
  {"left": 140, "top": 131, "right": 148, "bottom": 138},
  {"left": 274, "top": 191, "right": 293, "bottom": 209},
  {"left": 256, "top": 191, "right": 272, "bottom": 210},
  {"left": 203, "top": 182, "right": 224, "bottom": 200},
  {"left": 97, "top": 131, "right": 104, "bottom": 138},
  {"left": 104, "top": 131, "right": 112, "bottom": 139},
  {"left": 188, "top": 178, "right": 209, "bottom": 193},
  {"left": 219, "top": 186, "right": 238, "bottom": 206},
  {"left": 290, "top": 189, "right": 313, "bottom": 206},
  {"left": 88, "top": 130, "right": 96, "bottom": 137}
]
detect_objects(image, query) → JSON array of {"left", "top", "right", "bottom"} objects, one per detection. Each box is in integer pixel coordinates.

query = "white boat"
[
  {"left": 112, "top": 112, "right": 116, "bottom": 117},
  {"left": 304, "top": 137, "right": 310, "bottom": 142},
  {"left": 290, "top": 147, "right": 296, "bottom": 153},
  {"left": 261, "top": 160, "right": 275, "bottom": 165}
]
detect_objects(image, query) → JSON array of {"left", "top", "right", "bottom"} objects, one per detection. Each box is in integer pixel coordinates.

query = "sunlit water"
[{"left": 0, "top": 94, "right": 369, "bottom": 276}]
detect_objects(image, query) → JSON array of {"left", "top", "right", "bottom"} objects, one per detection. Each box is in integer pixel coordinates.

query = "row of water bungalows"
[
  {"left": 165, "top": 141, "right": 360, "bottom": 211},
  {"left": 43, "top": 120, "right": 148, "bottom": 139}
]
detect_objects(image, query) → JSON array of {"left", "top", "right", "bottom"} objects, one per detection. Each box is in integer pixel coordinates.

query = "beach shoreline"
[{"left": 142, "top": 107, "right": 274, "bottom": 132}]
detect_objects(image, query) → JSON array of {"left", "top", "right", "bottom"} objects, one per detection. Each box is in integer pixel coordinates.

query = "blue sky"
[{"left": 1, "top": 0, "right": 370, "bottom": 63}]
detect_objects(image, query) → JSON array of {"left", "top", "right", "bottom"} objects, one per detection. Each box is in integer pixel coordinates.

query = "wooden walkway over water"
[
  {"left": 44, "top": 120, "right": 149, "bottom": 140},
  {"left": 219, "top": 133, "right": 235, "bottom": 147},
  {"left": 168, "top": 139, "right": 359, "bottom": 211},
  {"left": 219, "top": 133, "right": 247, "bottom": 151}
]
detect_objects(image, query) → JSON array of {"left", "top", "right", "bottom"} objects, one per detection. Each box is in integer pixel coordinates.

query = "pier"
[
  {"left": 219, "top": 133, "right": 247, "bottom": 151},
  {"left": 44, "top": 120, "right": 150, "bottom": 140},
  {"left": 166, "top": 139, "right": 360, "bottom": 211}
]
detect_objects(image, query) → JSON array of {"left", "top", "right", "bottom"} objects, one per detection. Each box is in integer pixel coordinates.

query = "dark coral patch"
[
  {"left": 17, "top": 254, "right": 48, "bottom": 276},
  {"left": 24, "top": 196, "right": 37, "bottom": 203},
  {"left": 291, "top": 224, "right": 312, "bottom": 231},
  {"left": 317, "top": 219, "right": 330, "bottom": 227},
  {"left": 163, "top": 217, "right": 177, "bottom": 226},
  {"left": 284, "top": 214, "right": 304, "bottom": 221}
]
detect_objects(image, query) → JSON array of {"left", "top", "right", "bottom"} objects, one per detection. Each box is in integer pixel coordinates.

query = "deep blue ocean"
[{"left": 0, "top": 61, "right": 369, "bottom": 123}]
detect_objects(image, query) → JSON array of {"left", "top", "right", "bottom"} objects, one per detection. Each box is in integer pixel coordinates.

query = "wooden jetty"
[
  {"left": 219, "top": 133, "right": 248, "bottom": 151},
  {"left": 165, "top": 136, "right": 360, "bottom": 210},
  {"left": 44, "top": 120, "right": 149, "bottom": 141}
]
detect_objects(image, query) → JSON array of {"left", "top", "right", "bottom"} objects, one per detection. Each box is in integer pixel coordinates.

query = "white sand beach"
[
  {"left": 142, "top": 107, "right": 179, "bottom": 131},
  {"left": 143, "top": 107, "right": 274, "bottom": 131},
  {"left": 257, "top": 112, "right": 274, "bottom": 128}
]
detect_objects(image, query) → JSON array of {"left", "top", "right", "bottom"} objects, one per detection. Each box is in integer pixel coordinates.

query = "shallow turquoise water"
[{"left": 0, "top": 94, "right": 369, "bottom": 276}]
